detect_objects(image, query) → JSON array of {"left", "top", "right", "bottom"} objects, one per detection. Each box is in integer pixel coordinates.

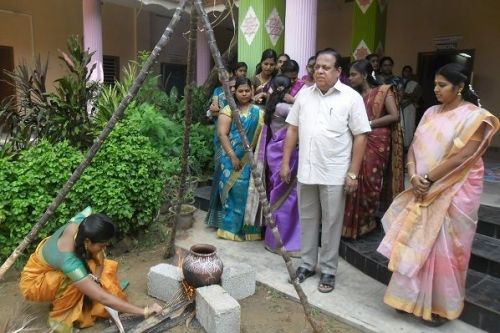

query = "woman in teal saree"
[{"left": 216, "top": 77, "right": 264, "bottom": 241}]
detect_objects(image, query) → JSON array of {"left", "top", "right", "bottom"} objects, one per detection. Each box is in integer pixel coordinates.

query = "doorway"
[
  {"left": 0, "top": 45, "right": 15, "bottom": 104},
  {"left": 416, "top": 49, "right": 474, "bottom": 123},
  {"left": 160, "top": 62, "right": 187, "bottom": 97}
]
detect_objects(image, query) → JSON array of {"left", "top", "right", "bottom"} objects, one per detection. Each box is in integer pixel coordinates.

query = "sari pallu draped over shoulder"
[
  {"left": 19, "top": 239, "right": 126, "bottom": 333},
  {"left": 258, "top": 102, "right": 301, "bottom": 255},
  {"left": 217, "top": 105, "right": 264, "bottom": 241},
  {"left": 377, "top": 104, "right": 499, "bottom": 320},
  {"left": 343, "top": 85, "right": 404, "bottom": 238}
]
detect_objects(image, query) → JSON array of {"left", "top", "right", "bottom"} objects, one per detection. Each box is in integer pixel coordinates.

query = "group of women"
[
  {"left": 203, "top": 47, "right": 499, "bottom": 327},
  {"left": 19, "top": 47, "right": 498, "bottom": 331},
  {"left": 204, "top": 49, "right": 308, "bottom": 255}
]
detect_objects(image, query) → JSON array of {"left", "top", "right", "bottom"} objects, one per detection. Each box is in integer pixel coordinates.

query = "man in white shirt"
[{"left": 280, "top": 48, "right": 370, "bottom": 293}]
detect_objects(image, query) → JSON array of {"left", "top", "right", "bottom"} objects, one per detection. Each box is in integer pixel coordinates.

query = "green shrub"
[
  {"left": 126, "top": 102, "right": 183, "bottom": 158},
  {"left": 189, "top": 122, "right": 215, "bottom": 177},
  {"left": 125, "top": 102, "right": 214, "bottom": 178},
  {"left": 0, "top": 122, "right": 168, "bottom": 261},
  {"left": 73, "top": 120, "right": 167, "bottom": 234},
  {"left": 0, "top": 140, "right": 83, "bottom": 260}
]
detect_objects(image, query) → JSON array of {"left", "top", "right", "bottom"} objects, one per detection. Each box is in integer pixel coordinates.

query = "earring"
[{"left": 457, "top": 89, "right": 462, "bottom": 96}]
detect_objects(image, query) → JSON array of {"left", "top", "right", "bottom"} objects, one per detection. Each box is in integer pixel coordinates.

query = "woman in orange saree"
[
  {"left": 377, "top": 63, "right": 499, "bottom": 326},
  {"left": 19, "top": 208, "right": 162, "bottom": 332},
  {"left": 342, "top": 59, "right": 404, "bottom": 239}
]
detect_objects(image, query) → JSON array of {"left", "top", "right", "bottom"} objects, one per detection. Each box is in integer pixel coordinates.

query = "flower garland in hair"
[
  {"left": 371, "top": 71, "right": 377, "bottom": 81},
  {"left": 468, "top": 84, "right": 481, "bottom": 107}
]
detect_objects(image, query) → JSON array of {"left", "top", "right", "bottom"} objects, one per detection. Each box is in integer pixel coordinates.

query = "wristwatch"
[{"left": 346, "top": 172, "right": 358, "bottom": 180}]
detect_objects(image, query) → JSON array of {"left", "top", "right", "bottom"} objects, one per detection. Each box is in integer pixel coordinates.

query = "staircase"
[{"left": 339, "top": 205, "right": 500, "bottom": 333}]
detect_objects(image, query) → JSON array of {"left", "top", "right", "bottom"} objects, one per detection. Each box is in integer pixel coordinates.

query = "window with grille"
[{"left": 103, "top": 55, "right": 119, "bottom": 85}]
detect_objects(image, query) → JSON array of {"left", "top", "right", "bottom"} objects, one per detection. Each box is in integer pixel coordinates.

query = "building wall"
[
  {"left": 0, "top": 0, "right": 82, "bottom": 89},
  {"left": 101, "top": 2, "right": 137, "bottom": 74},
  {"left": 0, "top": 0, "right": 138, "bottom": 92},
  {"left": 151, "top": 12, "right": 189, "bottom": 65},
  {"left": 385, "top": 0, "right": 500, "bottom": 146},
  {"left": 315, "top": 0, "right": 500, "bottom": 147},
  {"left": 316, "top": 0, "right": 354, "bottom": 58},
  {"left": 136, "top": 9, "right": 152, "bottom": 54}
]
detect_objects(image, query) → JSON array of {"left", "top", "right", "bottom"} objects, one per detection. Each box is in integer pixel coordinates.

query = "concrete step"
[
  {"left": 194, "top": 185, "right": 211, "bottom": 212},
  {"left": 470, "top": 233, "right": 500, "bottom": 279},
  {"left": 463, "top": 269, "right": 500, "bottom": 332},
  {"left": 477, "top": 205, "right": 500, "bottom": 239},
  {"left": 340, "top": 228, "right": 500, "bottom": 333}
]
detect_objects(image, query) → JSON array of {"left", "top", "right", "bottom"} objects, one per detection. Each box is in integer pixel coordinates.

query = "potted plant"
[{"left": 168, "top": 203, "right": 196, "bottom": 230}]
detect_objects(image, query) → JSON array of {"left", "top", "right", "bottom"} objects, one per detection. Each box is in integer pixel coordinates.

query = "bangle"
[
  {"left": 144, "top": 305, "right": 150, "bottom": 319},
  {"left": 406, "top": 161, "right": 414, "bottom": 167},
  {"left": 226, "top": 149, "right": 234, "bottom": 156},
  {"left": 409, "top": 174, "right": 417, "bottom": 183}
]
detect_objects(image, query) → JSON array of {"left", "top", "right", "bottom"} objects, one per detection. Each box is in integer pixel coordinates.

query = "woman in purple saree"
[{"left": 260, "top": 75, "right": 301, "bottom": 257}]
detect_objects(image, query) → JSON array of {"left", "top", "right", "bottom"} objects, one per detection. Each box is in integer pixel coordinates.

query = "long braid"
[
  {"left": 74, "top": 214, "right": 115, "bottom": 309},
  {"left": 74, "top": 222, "right": 95, "bottom": 309},
  {"left": 265, "top": 74, "right": 292, "bottom": 125}
]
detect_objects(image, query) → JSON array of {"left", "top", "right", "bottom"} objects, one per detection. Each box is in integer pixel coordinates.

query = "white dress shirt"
[{"left": 286, "top": 80, "right": 371, "bottom": 185}]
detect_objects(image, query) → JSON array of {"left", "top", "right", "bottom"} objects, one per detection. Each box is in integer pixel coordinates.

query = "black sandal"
[
  {"left": 318, "top": 273, "right": 335, "bottom": 293},
  {"left": 422, "top": 314, "right": 449, "bottom": 327},
  {"left": 289, "top": 266, "right": 315, "bottom": 284}
]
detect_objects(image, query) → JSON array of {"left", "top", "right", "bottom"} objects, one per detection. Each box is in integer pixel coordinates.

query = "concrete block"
[
  {"left": 196, "top": 285, "right": 240, "bottom": 333},
  {"left": 221, "top": 263, "right": 256, "bottom": 300},
  {"left": 147, "top": 263, "right": 183, "bottom": 302}
]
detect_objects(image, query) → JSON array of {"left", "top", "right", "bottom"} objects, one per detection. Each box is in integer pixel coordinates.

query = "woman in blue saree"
[
  {"left": 205, "top": 76, "right": 236, "bottom": 228},
  {"left": 216, "top": 77, "right": 264, "bottom": 241}
]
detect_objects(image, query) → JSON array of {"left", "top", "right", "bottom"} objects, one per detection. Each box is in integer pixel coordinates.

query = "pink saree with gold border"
[{"left": 377, "top": 104, "right": 499, "bottom": 320}]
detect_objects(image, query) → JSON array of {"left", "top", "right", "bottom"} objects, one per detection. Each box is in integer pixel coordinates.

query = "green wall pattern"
[
  {"left": 351, "top": 0, "right": 387, "bottom": 60},
  {"left": 238, "top": 0, "right": 285, "bottom": 77}
]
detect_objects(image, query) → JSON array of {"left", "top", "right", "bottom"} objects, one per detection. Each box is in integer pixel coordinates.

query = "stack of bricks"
[{"left": 147, "top": 262, "right": 256, "bottom": 333}]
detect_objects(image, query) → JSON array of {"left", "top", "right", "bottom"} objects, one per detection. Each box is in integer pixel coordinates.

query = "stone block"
[
  {"left": 221, "top": 263, "right": 256, "bottom": 300},
  {"left": 196, "top": 285, "right": 240, "bottom": 333},
  {"left": 147, "top": 263, "right": 183, "bottom": 302}
]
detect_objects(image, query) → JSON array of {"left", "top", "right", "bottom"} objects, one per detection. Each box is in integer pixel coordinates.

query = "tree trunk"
[
  {"left": 193, "top": 1, "right": 323, "bottom": 332},
  {"left": 0, "top": 0, "right": 188, "bottom": 280},
  {"left": 166, "top": 0, "right": 197, "bottom": 258}
]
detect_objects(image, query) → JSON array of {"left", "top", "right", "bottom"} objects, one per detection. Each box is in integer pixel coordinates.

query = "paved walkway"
[{"left": 175, "top": 210, "right": 485, "bottom": 333}]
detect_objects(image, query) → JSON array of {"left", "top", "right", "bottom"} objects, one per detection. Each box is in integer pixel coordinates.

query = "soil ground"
[{"left": 0, "top": 229, "right": 360, "bottom": 333}]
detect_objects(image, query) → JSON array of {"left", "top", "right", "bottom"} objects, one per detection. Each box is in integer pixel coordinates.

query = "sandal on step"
[
  {"left": 289, "top": 266, "right": 315, "bottom": 284},
  {"left": 318, "top": 273, "right": 335, "bottom": 293},
  {"left": 422, "top": 314, "right": 449, "bottom": 327}
]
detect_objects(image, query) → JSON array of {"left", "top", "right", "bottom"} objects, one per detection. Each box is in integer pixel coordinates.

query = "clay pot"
[
  {"left": 168, "top": 204, "right": 196, "bottom": 229},
  {"left": 182, "top": 244, "right": 223, "bottom": 288}
]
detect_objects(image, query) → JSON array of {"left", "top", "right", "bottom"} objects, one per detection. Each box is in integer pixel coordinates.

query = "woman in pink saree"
[{"left": 377, "top": 63, "right": 499, "bottom": 326}]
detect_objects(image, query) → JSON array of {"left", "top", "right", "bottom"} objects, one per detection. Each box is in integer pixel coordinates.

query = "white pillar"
[
  {"left": 82, "top": 0, "right": 104, "bottom": 82},
  {"left": 284, "top": 0, "right": 317, "bottom": 77},
  {"left": 196, "top": 28, "right": 211, "bottom": 85}
]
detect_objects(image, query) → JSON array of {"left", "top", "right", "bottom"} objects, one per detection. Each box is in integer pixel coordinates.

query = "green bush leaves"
[{"left": 0, "top": 122, "right": 167, "bottom": 261}]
